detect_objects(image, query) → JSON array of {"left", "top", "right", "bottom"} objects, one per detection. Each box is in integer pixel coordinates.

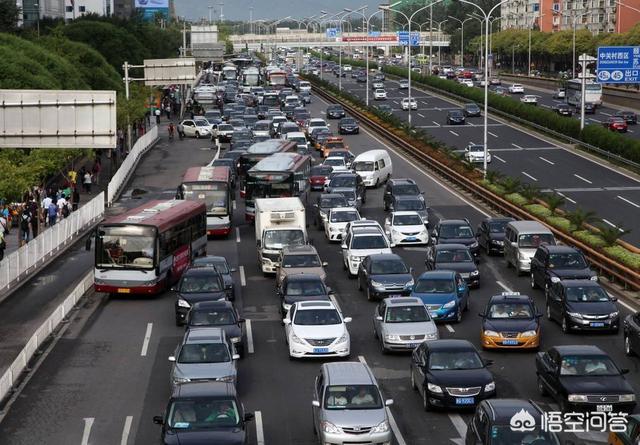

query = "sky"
[{"left": 175, "top": 0, "right": 371, "bottom": 22}]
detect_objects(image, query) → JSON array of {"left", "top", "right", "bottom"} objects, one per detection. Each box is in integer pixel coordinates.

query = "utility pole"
[
  {"left": 218, "top": 1, "right": 224, "bottom": 22},
  {"left": 123, "top": 61, "right": 132, "bottom": 154}
]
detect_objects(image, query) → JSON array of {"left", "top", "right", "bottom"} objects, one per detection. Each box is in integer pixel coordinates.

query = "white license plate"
[{"left": 596, "top": 404, "right": 613, "bottom": 412}]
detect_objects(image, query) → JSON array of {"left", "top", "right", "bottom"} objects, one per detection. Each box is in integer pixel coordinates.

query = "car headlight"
[
  {"left": 371, "top": 420, "right": 390, "bottom": 433},
  {"left": 610, "top": 311, "right": 619, "bottom": 318},
  {"left": 550, "top": 276, "right": 561, "bottom": 283},
  {"left": 173, "top": 377, "right": 191, "bottom": 384},
  {"left": 471, "top": 270, "right": 480, "bottom": 276},
  {"left": 426, "top": 332, "right": 439, "bottom": 340},
  {"left": 405, "top": 279, "right": 415, "bottom": 289},
  {"left": 231, "top": 336, "right": 241, "bottom": 343},
  {"left": 483, "top": 330, "right": 500, "bottom": 337},
  {"left": 442, "top": 300, "right": 456, "bottom": 309},
  {"left": 291, "top": 333, "right": 306, "bottom": 345},
  {"left": 336, "top": 332, "right": 349, "bottom": 343},
  {"left": 520, "top": 330, "right": 537, "bottom": 337},
  {"left": 385, "top": 334, "right": 401, "bottom": 341},
  {"left": 427, "top": 382, "right": 443, "bottom": 393},
  {"left": 568, "top": 394, "right": 588, "bottom": 402},
  {"left": 283, "top": 303, "right": 292, "bottom": 312},
  {"left": 177, "top": 298, "right": 191, "bottom": 308},
  {"left": 518, "top": 252, "right": 529, "bottom": 260},
  {"left": 218, "top": 375, "right": 235, "bottom": 383},
  {"left": 620, "top": 394, "right": 636, "bottom": 402},
  {"left": 470, "top": 242, "right": 478, "bottom": 248},
  {"left": 567, "top": 312, "right": 583, "bottom": 319},
  {"left": 371, "top": 280, "right": 385, "bottom": 290},
  {"left": 350, "top": 256, "right": 364, "bottom": 262},
  {"left": 321, "top": 421, "right": 343, "bottom": 434},
  {"left": 484, "top": 381, "right": 496, "bottom": 392},
  {"left": 329, "top": 226, "right": 339, "bottom": 232},
  {"left": 590, "top": 275, "right": 599, "bottom": 281},
  {"left": 492, "top": 239, "right": 503, "bottom": 245}
]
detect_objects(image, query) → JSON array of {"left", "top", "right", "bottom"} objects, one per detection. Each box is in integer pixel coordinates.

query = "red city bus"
[
  {"left": 178, "top": 166, "right": 233, "bottom": 237},
  {"left": 94, "top": 200, "right": 207, "bottom": 295}
]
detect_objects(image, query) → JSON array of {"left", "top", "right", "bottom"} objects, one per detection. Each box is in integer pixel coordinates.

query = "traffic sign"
[
  {"left": 596, "top": 46, "right": 640, "bottom": 83},
  {"left": 326, "top": 28, "right": 339, "bottom": 38},
  {"left": 397, "top": 31, "right": 420, "bottom": 47}
]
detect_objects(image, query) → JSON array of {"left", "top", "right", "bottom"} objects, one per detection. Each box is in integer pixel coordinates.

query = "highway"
[
  {"left": 0, "top": 92, "right": 638, "bottom": 445},
  {"left": 318, "top": 69, "right": 640, "bottom": 245}
]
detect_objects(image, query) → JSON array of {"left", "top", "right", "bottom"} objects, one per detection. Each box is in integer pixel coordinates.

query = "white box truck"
[{"left": 255, "top": 197, "right": 307, "bottom": 274}]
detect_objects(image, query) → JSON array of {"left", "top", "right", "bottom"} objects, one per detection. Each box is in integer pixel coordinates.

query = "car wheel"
[
  {"left": 530, "top": 273, "right": 538, "bottom": 289},
  {"left": 561, "top": 316, "right": 569, "bottom": 333},
  {"left": 544, "top": 283, "right": 550, "bottom": 299},
  {"left": 366, "top": 286, "right": 373, "bottom": 301},
  {"left": 175, "top": 315, "right": 182, "bottom": 326},
  {"left": 195, "top": 132, "right": 200, "bottom": 139},
  {"left": 455, "top": 307, "right": 463, "bottom": 323},
  {"left": 537, "top": 376, "right": 548, "bottom": 396},
  {"left": 410, "top": 368, "right": 417, "bottom": 390},
  {"left": 546, "top": 304, "right": 552, "bottom": 321},
  {"left": 422, "top": 387, "right": 432, "bottom": 411},
  {"left": 625, "top": 335, "right": 634, "bottom": 356}
]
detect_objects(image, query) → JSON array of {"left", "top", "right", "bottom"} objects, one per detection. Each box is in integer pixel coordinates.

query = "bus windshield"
[
  {"left": 246, "top": 173, "right": 293, "bottom": 200},
  {"left": 96, "top": 225, "right": 156, "bottom": 269},
  {"left": 183, "top": 186, "right": 229, "bottom": 216}
]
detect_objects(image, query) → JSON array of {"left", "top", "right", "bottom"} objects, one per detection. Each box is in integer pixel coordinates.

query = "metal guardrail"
[
  {"left": 309, "top": 81, "right": 640, "bottom": 291},
  {"left": 0, "top": 271, "right": 93, "bottom": 406}
]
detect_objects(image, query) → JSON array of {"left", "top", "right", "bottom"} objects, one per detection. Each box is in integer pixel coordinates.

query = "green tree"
[{"left": 0, "top": 0, "right": 20, "bottom": 33}]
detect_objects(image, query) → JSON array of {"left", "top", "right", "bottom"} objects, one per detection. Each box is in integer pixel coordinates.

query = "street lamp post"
[
  {"left": 467, "top": 14, "right": 483, "bottom": 71},
  {"left": 434, "top": 19, "right": 447, "bottom": 68},
  {"left": 448, "top": 16, "right": 472, "bottom": 66}
]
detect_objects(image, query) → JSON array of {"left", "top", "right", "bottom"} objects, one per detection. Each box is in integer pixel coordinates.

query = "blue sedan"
[{"left": 410, "top": 271, "right": 469, "bottom": 323}]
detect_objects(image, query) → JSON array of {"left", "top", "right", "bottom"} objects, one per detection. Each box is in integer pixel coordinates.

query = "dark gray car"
[
  {"left": 187, "top": 300, "right": 245, "bottom": 355},
  {"left": 425, "top": 244, "right": 480, "bottom": 288}
]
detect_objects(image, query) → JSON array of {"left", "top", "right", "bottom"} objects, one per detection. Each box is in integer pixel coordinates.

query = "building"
[
  {"left": 18, "top": 0, "right": 65, "bottom": 26},
  {"left": 65, "top": 0, "right": 113, "bottom": 19},
  {"left": 501, "top": 0, "right": 640, "bottom": 34},
  {"left": 113, "top": 0, "right": 133, "bottom": 18}
]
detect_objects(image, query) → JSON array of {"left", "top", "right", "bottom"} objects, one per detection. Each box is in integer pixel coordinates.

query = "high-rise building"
[
  {"left": 501, "top": 0, "right": 640, "bottom": 34},
  {"left": 19, "top": 0, "right": 65, "bottom": 26},
  {"left": 113, "top": 0, "right": 134, "bottom": 18},
  {"left": 65, "top": 0, "right": 113, "bottom": 19}
]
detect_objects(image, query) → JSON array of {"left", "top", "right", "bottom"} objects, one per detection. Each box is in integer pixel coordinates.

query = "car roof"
[
  {"left": 286, "top": 273, "right": 324, "bottom": 283},
  {"left": 368, "top": 253, "right": 404, "bottom": 262},
  {"left": 389, "top": 178, "right": 416, "bottom": 185},
  {"left": 296, "top": 300, "right": 335, "bottom": 309},
  {"left": 426, "top": 339, "right": 476, "bottom": 351},
  {"left": 392, "top": 211, "right": 422, "bottom": 217},
  {"left": 558, "top": 279, "right": 601, "bottom": 288},
  {"left": 483, "top": 399, "right": 543, "bottom": 423},
  {"left": 322, "top": 361, "right": 375, "bottom": 386},
  {"left": 282, "top": 245, "right": 318, "bottom": 255},
  {"left": 538, "top": 245, "right": 579, "bottom": 254},
  {"left": 330, "top": 206, "right": 358, "bottom": 213},
  {"left": 488, "top": 293, "right": 532, "bottom": 304},
  {"left": 483, "top": 217, "right": 515, "bottom": 223},
  {"left": 191, "top": 300, "right": 234, "bottom": 311},
  {"left": 173, "top": 381, "right": 236, "bottom": 399},
  {"left": 393, "top": 195, "right": 422, "bottom": 202},
  {"left": 384, "top": 297, "right": 423, "bottom": 306},
  {"left": 434, "top": 243, "right": 470, "bottom": 250},
  {"left": 439, "top": 219, "right": 470, "bottom": 226},
  {"left": 552, "top": 345, "right": 606, "bottom": 356},
  {"left": 185, "top": 327, "right": 225, "bottom": 343},
  {"left": 352, "top": 227, "right": 384, "bottom": 236},
  {"left": 417, "top": 270, "right": 456, "bottom": 280}
]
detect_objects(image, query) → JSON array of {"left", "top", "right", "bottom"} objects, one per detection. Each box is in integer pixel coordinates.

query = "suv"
[
  {"left": 383, "top": 178, "right": 423, "bottom": 211},
  {"left": 374, "top": 297, "right": 439, "bottom": 352},
  {"left": 312, "top": 362, "right": 393, "bottom": 445},
  {"left": 479, "top": 292, "right": 541, "bottom": 350},
  {"left": 169, "top": 327, "right": 239, "bottom": 388},
  {"left": 357, "top": 253, "right": 414, "bottom": 301},
  {"left": 530, "top": 245, "right": 597, "bottom": 295},
  {"left": 431, "top": 219, "right": 479, "bottom": 257},
  {"left": 476, "top": 217, "right": 515, "bottom": 255},
  {"left": 465, "top": 399, "right": 560, "bottom": 445},
  {"left": 325, "top": 207, "right": 361, "bottom": 242},
  {"left": 186, "top": 301, "right": 245, "bottom": 356},
  {"left": 174, "top": 267, "right": 227, "bottom": 325},
  {"left": 276, "top": 245, "right": 327, "bottom": 289},
  {"left": 342, "top": 227, "right": 393, "bottom": 277}
]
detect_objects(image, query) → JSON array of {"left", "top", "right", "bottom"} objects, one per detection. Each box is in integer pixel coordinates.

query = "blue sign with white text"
[
  {"left": 397, "top": 31, "right": 420, "bottom": 46},
  {"left": 596, "top": 46, "right": 640, "bottom": 83},
  {"left": 326, "top": 28, "right": 340, "bottom": 38}
]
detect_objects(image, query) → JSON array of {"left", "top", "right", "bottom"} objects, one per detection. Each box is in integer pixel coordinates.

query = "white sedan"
[
  {"left": 372, "top": 81, "right": 385, "bottom": 89},
  {"left": 464, "top": 143, "right": 492, "bottom": 164},
  {"left": 509, "top": 83, "right": 525, "bottom": 93},
  {"left": 398, "top": 79, "right": 410, "bottom": 89},
  {"left": 401, "top": 98, "right": 418, "bottom": 110},
  {"left": 323, "top": 156, "right": 348, "bottom": 172},
  {"left": 520, "top": 95, "right": 538, "bottom": 105},
  {"left": 460, "top": 79, "right": 475, "bottom": 87},
  {"left": 283, "top": 300, "right": 351, "bottom": 359},
  {"left": 325, "top": 207, "right": 361, "bottom": 242},
  {"left": 384, "top": 211, "right": 429, "bottom": 245},
  {"left": 373, "top": 89, "right": 387, "bottom": 100}
]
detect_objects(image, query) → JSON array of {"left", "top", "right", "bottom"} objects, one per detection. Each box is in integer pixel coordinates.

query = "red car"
[
  {"left": 603, "top": 116, "right": 628, "bottom": 132},
  {"left": 308, "top": 165, "right": 333, "bottom": 191}
]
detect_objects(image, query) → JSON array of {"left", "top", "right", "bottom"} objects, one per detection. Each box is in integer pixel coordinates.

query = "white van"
[
  {"left": 351, "top": 149, "right": 393, "bottom": 187},
  {"left": 504, "top": 220, "right": 556, "bottom": 274}
]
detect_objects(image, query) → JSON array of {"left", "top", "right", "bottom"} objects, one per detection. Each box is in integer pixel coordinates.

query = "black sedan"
[
  {"left": 326, "top": 104, "right": 346, "bottom": 119},
  {"left": 186, "top": 300, "right": 246, "bottom": 356},
  {"left": 615, "top": 110, "right": 637, "bottom": 124},
  {"left": 536, "top": 345, "right": 636, "bottom": 413},
  {"left": 576, "top": 102, "right": 596, "bottom": 114},
  {"left": 277, "top": 274, "right": 331, "bottom": 317},
  {"left": 553, "top": 102, "right": 573, "bottom": 116},
  {"left": 338, "top": 117, "right": 360, "bottom": 134},
  {"left": 431, "top": 219, "right": 480, "bottom": 257},
  {"left": 446, "top": 110, "right": 466, "bottom": 125},
  {"left": 425, "top": 244, "right": 480, "bottom": 288},
  {"left": 463, "top": 103, "right": 481, "bottom": 117},
  {"left": 410, "top": 339, "right": 495, "bottom": 410},
  {"left": 192, "top": 256, "right": 237, "bottom": 300},
  {"left": 624, "top": 311, "right": 640, "bottom": 356},
  {"left": 173, "top": 267, "right": 227, "bottom": 325},
  {"left": 475, "top": 217, "right": 514, "bottom": 255},
  {"left": 357, "top": 253, "right": 414, "bottom": 301},
  {"left": 530, "top": 245, "right": 597, "bottom": 295},
  {"left": 547, "top": 280, "right": 619, "bottom": 333}
]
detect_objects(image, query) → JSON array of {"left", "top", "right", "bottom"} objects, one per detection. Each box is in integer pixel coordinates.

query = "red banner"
[{"left": 341, "top": 35, "right": 398, "bottom": 42}]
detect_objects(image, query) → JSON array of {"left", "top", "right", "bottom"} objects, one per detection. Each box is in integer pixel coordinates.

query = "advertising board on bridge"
[{"left": 341, "top": 35, "right": 398, "bottom": 43}]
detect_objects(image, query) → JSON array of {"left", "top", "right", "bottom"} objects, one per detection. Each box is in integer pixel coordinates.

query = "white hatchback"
[
  {"left": 283, "top": 300, "right": 351, "bottom": 359},
  {"left": 520, "top": 95, "right": 538, "bottom": 105},
  {"left": 325, "top": 207, "right": 361, "bottom": 242},
  {"left": 323, "top": 156, "right": 349, "bottom": 172},
  {"left": 374, "top": 89, "right": 387, "bottom": 100},
  {"left": 384, "top": 211, "right": 429, "bottom": 245},
  {"left": 509, "top": 84, "right": 525, "bottom": 93},
  {"left": 401, "top": 98, "right": 418, "bottom": 110}
]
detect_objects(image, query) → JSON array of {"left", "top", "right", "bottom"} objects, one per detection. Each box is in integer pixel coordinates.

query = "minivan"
[
  {"left": 503, "top": 221, "right": 556, "bottom": 274},
  {"left": 351, "top": 149, "right": 393, "bottom": 188},
  {"left": 312, "top": 362, "right": 393, "bottom": 445}
]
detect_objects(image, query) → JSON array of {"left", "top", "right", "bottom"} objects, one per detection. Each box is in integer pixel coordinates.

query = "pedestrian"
[
  {"left": 0, "top": 229, "right": 5, "bottom": 261},
  {"left": 92, "top": 160, "right": 102, "bottom": 186},
  {"left": 47, "top": 198, "right": 58, "bottom": 226},
  {"left": 19, "top": 206, "right": 30, "bottom": 246},
  {"left": 177, "top": 121, "right": 185, "bottom": 139},
  {"left": 165, "top": 104, "right": 171, "bottom": 120},
  {"left": 155, "top": 108, "right": 161, "bottom": 124},
  {"left": 29, "top": 199, "right": 39, "bottom": 238},
  {"left": 83, "top": 171, "right": 92, "bottom": 193},
  {"left": 57, "top": 194, "right": 69, "bottom": 219},
  {"left": 0, "top": 209, "right": 8, "bottom": 237},
  {"left": 41, "top": 194, "right": 52, "bottom": 227},
  {"left": 145, "top": 110, "right": 151, "bottom": 126},
  {"left": 72, "top": 187, "right": 80, "bottom": 211},
  {"left": 117, "top": 128, "right": 125, "bottom": 151}
]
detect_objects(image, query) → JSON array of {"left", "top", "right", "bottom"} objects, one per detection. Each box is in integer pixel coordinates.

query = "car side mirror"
[
  {"left": 536, "top": 313, "right": 543, "bottom": 318},
  {"left": 478, "top": 312, "right": 485, "bottom": 318},
  {"left": 484, "top": 359, "right": 494, "bottom": 367},
  {"left": 376, "top": 315, "right": 383, "bottom": 321},
  {"left": 390, "top": 242, "right": 396, "bottom": 248},
  {"left": 312, "top": 400, "right": 321, "bottom": 407},
  {"left": 153, "top": 416, "right": 164, "bottom": 425},
  {"left": 322, "top": 262, "right": 329, "bottom": 267},
  {"left": 341, "top": 243, "right": 347, "bottom": 249},
  {"left": 343, "top": 317, "right": 353, "bottom": 323},
  {"left": 232, "top": 354, "right": 240, "bottom": 360},
  {"left": 385, "top": 399, "right": 394, "bottom": 406},
  {"left": 283, "top": 319, "right": 291, "bottom": 325},
  {"left": 609, "top": 296, "right": 617, "bottom": 302},
  {"left": 168, "top": 356, "right": 176, "bottom": 362},
  {"left": 244, "top": 412, "right": 255, "bottom": 422},
  {"left": 621, "top": 368, "right": 630, "bottom": 375},
  {"left": 238, "top": 318, "right": 246, "bottom": 323}
]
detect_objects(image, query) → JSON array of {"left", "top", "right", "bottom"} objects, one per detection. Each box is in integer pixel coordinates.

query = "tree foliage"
[{"left": 0, "top": 0, "right": 20, "bottom": 33}]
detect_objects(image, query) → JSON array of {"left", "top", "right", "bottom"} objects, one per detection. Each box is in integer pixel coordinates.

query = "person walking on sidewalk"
[
  {"left": 47, "top": 199, "right": 58, "bottom": 226},
  {"left": 92, "top": 160, "right": 102, "bottom": 186},
  {"left": 165, "top": 104, "right": 171, "bottom": 120},
  {"left": 83, "top": 171, "right": 92, "bottom": 193},
  {"left": 41, "top": 194, "right": 52, "bottom": 227},
  {"left": 0, "top": 209, "right": 8, "bottom": 238},
  {"left": 29, "top": 199, "right": 39, "bottom": 238},
  {"left": 19, "top": 205, "right": 30, "bottom": 246},
  {"left": 0, "top": 228, "right": 5, "bottom": 261},
  {"left": 155, "top": 108, "right": 161, "bottom": 124},
  {"left": 177, "top": 121, "right": 184, "bottom": 140},
  {"left": 72, "top": 187, "right": 80, "bottom": 211}
]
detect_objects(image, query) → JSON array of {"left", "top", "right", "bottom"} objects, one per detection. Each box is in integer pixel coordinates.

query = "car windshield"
[
  {"left": 263, "top": 229, "right": 305, "bottom": 250},
  {"left": 168, "top": 398, "right": 240, "bottom": 429},
  {"left": 487, "top": 303, "right": 534, "bottom": 319},
  {"left": 179, "top": 275, "right": 223, "bottom": 293},
  {"left": 518, "top": 233, "right": 555, "bottom": 248},
  {"left": 324, "top": 158, "right": 344, "bottom": 167},
  {"left": 331, "top": 211, "right": 359, "bottom": 223},
  {"left": 286, "top": 280, "right": 325, "bottom": 296},
  {"left": 394, "top": 214, "right": 423, "bottom": 226},
  {"left": 465, "top": 104, "right": 479, "bottom": 110},
  {"left": 436, "top": 249, "right": 473, "bottom": 263},
  {"left": 178, "top": 343, "right": 230, "bottom": 364},
  {"left": 331, "top": 176, "right": 356, "bottom": 187},
  {"left": 468, "top": 145, "right": 484, "bottom": 153},
  {"left": 440, "top": 224, "right": 474, "bottom": 238},
  {"left": 353, "top": 161, "right": 375, "bottom": 172},
  {"left": 565, "top": 286, "right": 609, "bottom": 302},
  {"left": 193, "top": 258, "right": 229, "bottom": 274},
  {"left": 393, "top": 184, "right": 420, "bottom": 195},
  {"left": 351, "top": 235, "right": 388, "bottom": 249},
  {"left": 341, "top": 119, "right": 356, "bottom": 125},
  {"left": 371, "top": 259, "right": 408, "bottom": 274},
  {"left": 320, "top": 196, "right": 348, "bottom": 208},
  {"left": 190, "top": 309, "right": 236, "bottom": 326},
  {"left": 311, "top": 166, "right": 333, "bottom": 177},
  {"left": 195, "top": 121, "right": 209, "bottom": 127},
  {"left": 282, "top": 254, "right": 321, "bottom": 268},
  {"left": 338, "top": 190, "right": 357, "bottom": 201},
  {"left": 488, "top": 427, "right": 561, "bottom": 445},
  {"left": 489, "top": 221, "right": 508, "bottom": 233},
  {"left": 254, "top": 122, "right": 270, "bottom": 131},
  {"left": 218, "top": 124, "right": 232, "bottom": 131},
  {"left": 450, "top": 111, "right": 464, "bottom": 117},
  {"left": 293, "top": 308, "right": 341, "bottom": 325},
  {"left": 324, "top": 385, "right": 382, "bottom": 410},
  {"left": 548, "top": 253, "right": 587, "bottom": 269},
  {"left": 395, "top": 199, "right": 426, "bottom": 211},
  {"left": 414, "top": 278, "right": 455, "bottom": 293},
  {"left": 386, "top": 306, "right": 429, "bottom": 323},
  {"left": 429, "top": 351, "right": 484, "bottom": 370},
  {"left": 560, "top": 355, "right": 620, "bottom": 376}
]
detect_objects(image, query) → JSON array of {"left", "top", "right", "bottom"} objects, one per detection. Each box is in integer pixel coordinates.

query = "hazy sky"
[{"left": 175, "top": 0, "right": 371, "bottom": 22}]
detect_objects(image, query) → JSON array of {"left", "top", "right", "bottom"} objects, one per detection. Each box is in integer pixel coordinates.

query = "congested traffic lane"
[{"left": 318, "top": 70, "right": 640, "bottom": 244}]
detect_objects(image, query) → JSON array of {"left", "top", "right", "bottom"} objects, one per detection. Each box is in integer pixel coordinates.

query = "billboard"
[
  {"left": 0, "top": 90, "right": 116, "bottom": 149},
  {"left": 144, "top": 58, "right": 197, "bottom": 86},
  {"left": 135, "top": 0, "right": 168, "bottom": 20},
  {"left": 342, "top": 35, "right": 398, "bottom": 42},
  {"left": 597, "top": 46, "right": 640, "bottom": 83}
]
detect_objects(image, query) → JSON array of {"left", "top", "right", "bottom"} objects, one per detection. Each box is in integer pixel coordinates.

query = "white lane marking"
[
  {"left": 540, "top": 104, "right": 551, "bottom": 108},
  {"left": 239, "top": 265, "right": 246, "bottom": 286},
  {"left": 601, "top": 112, "right": 612, "bottom": 116},
  {"left": 140, "top": 323, "right": 153, "bottom": 357},
  {"left": 494, "top": 155, "right": 506, "bottom": 163},
  {"left": 556, "top": 192, "right": 577, "bottom": 204},
  {"left": 449, "top": 130, "right": 459, "bottom": 137},
  {"left": 539, "top": 156, "right": 554, "bottom": 165},
  {"left": 573, "top": 173, "right": 592, "bottom": 184},
  {"left": 628, "top": 129, "right": 634, "bottom": 133},
  {"left": 255, "top": 411, "right": 265, "bottom": 445},
  {"left": 393, "top": 100, "right": 399, "bottom": 104},
  {"left": 488, "top": 131, "right": 498, "bottom": 138},
  {"left": 445, "top": 324, "right": 455, "bottom": 333},
  {"left": 511, "top": 143, "right": 523, "bottom": 149},
  {"left": 588, "top": 117, "right": 602, "bottom": 123},
  {"left": 602, "top": 219, "right": 625, "bottom": 232},
  {"left": 418, "top": 113, "right": 425, "bottom": 118},
  {"left": 246, "top": 319, "right": 255, "bottom": 354},
  {"left": 235, "top": 227, "right": 241, "bottom": 243},
  {"left": 120, "top": 416, "right": 133, "bottom": 445},
  {"left": 357, "top": 355, "right": 407, "bottom": 445},
  {"left": 449, "top": 413, "right": 468, "bottom": 442},
  {"left": 496, "top": 281, "right": 512, "bottom": 292},
  {"left": 233, "top": 200, "right": 237, "bottom": 210},
  {"left": 618, "top": 195, "right": 640, "bottom": 208},
  {"left": 81, "top": 418, "right": 95, "bottom": 445},
  {"left": 522, "top": 171, "right": 538, "bottom": 181},
  {"left": 432, "top": 121, "right": 441, "bottom": 127}
]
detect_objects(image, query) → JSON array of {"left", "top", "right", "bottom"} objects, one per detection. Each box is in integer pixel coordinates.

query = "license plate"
[
  {"left": 117, "top": 288, "right": 130, "bottom": 294},
  {"left": 313, "top": 348, "right": 329, "bottom": 354},
  {"left": 502, "top": 339, "right": 519, "bottom": 346},
  {"left": 429, "top": 311, "right": 439, "bottom": 318},
  {"left": 596, "top": 404, "right": 613, "bottom": 412},
  {"left": 409, "top": 343, "right": 420, "bottom": 348},
  {"left": 390, "top": 294, "right": 402, "bottom": 298},
  {"left": 455, "top": 397, "right": 475, "bottom": 405},
  {"left": 406, "top": 237, "right": 417, "bottom": 241},
  {"left": 590, "top": 322, "right": 605, "bottom": 327}
]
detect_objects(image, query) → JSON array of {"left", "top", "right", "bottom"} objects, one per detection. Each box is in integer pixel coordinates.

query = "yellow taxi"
[
  {"left": 479, "top": 292, "right": 541, "bottom": 350},
  {"left": 321, "top": 137, "right": 348, "bottom": 158}
]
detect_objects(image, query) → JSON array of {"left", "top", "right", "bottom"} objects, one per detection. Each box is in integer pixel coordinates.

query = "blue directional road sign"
[
  {"left": 326, "top": 28, "right": 339, "bottom": 38},
  {"left": 397, "top": 31, "right": 420, "bottom": 47},
  {"left": 369, "top": 31, "right": 381, "bottom": 37},
  {"left": 596, "top": 46, "right": 640, "bottom": 83}
]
